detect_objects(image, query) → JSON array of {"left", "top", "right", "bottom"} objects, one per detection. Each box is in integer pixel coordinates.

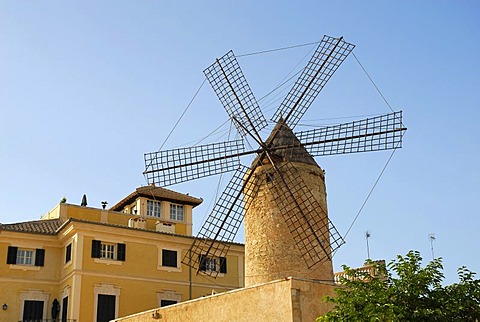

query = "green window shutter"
[
  {"left": 91, "top": 240, "right": 101, "bottom": 258},
  {"left": 220, "top": 257, "right": 227, "bottom": 274},
  {"left": 35, "top": 249, "right": 45, "bottom": 267},
  {"left": 117, "top": 243, "right": 126, "bottom": 261},
  {"left": 7, "top": 246, "right": 17, "bottom": 264},
  {"left": 199, "top": 254, "right": 207, "bottom": 271}
]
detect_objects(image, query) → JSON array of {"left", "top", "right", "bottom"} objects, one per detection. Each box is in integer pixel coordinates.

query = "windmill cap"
[{"left": 252, "top": 119, "right": 318, "bottom": 167}]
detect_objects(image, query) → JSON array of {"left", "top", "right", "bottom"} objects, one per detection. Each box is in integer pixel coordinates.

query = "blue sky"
[{"left": 1, "top": 1, "right": 479, "bottom": 284}]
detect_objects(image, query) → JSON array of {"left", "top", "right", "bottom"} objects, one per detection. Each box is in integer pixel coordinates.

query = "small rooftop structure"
[{"left": 110, "top": 184, "right": 202, "bottom": 211}]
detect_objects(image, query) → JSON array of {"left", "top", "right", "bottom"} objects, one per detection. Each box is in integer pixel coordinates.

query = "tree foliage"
[{"left": 318, "top": 250, "right": 480, "bottom": 321}]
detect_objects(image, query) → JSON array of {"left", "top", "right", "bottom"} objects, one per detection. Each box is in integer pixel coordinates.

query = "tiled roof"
[
  {"left": 0, "top": 217, "right": 244, "bottom": 246},
  {"left": 0, "top": 218, "right": 64, "bottom": 235},
  {"left": 110, "top": 185, "right": 203, "bottom": 211},
  {"left": 68, "top": 217, "right": 243, "bottom": 246}
]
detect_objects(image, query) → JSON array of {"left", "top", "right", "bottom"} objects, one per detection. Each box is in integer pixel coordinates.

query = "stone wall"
[
  {"left": 112, "top": 277, "right": 335, "bottom": 322},
  {"left": 244, "top": 161, "right": 334, "bottom": 287}
]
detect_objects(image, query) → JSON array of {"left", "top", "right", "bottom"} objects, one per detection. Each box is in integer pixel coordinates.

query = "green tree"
[{"left": 318, "top": 250, "right": 480, "bottom": 322}]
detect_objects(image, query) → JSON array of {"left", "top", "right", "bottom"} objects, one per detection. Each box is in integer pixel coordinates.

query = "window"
[
  {"left": 23, "top": 300, "right": 44, "bottom": 321},
  {"left": 19, "top": 291, "right": 49, "bottom": 320},
  {"left": 147, "top": 200, "right": 161, "bottom": 217},
  {"left": 199, "top": 255, "right": 227, "bottom": 273},
  {"left": 94, "top": 284, "right": 120, "bottom": 322},
  {"left": 170, "top": 204, "right": 184, "bottom": 221},
  {"left": 206, "top": 258, "right": 217, "bottom": 271},
  {"left": 17, "top": 249, "right": 34, "bottom": 265},
  {"left": 160, "top": 300, "right": 177, "bottom": 307},
  {"left": 91, "top": 240, "right": 126, "bottom": 261},
  {"left": 65, "top": 243, "right": 72, "bottom": 263},
  {"left": 130, "top": 204, "right": 137, "bottom": 214},
  {"left": 61, "top": 296, "right": 69, "bottom": 322},
  {"left": 6, "top": 246, "right": 44, "bottom": 267},
  {"left": 162, "top": 249, "right": 177, "bottom": 267},
  {"left": 97, "top": 294, "right": 115, "bottom": 322},
  {"left": 101, "top": 243, "right": 115, "bottom": 260},
  {"left": 157, "top": 291, "right": 181, "bottom": 307}
]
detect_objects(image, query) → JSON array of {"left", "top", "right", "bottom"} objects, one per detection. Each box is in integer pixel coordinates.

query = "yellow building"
[{"left": 0, "top": 185, "right": 245, "bottom": 322}]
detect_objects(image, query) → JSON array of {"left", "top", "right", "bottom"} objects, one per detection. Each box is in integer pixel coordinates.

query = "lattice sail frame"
[
  {"left": 182, "top": 166, "right": 260, "bottom": 277},
  {"left": 204, "top": 50, "right": 268, "bottom": 137},
  {"left": 260, "top": 163, "right": 345, "bottom": 268},
  {"left": 296, "top": 111, "right": 405, "bottom": 156},
  {"left": 144, "top": 140, "right": 245, "bottom": 186},
  {"left": 272, "top": 35, "right": 355, "bottom": 128}
]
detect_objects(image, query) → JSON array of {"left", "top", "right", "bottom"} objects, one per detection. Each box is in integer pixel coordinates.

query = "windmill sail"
[
  {"left": 144, "top": 139, "right": 246, "bottom": 186},
  {"left": 182, "top": 165, "right": 260, "bottom": 277},
  {"left": 296, "top": 111, "right": 406, "bottom": 156},
  {"left": 272, "top": 35, "right": 355, "bottom": 129},
  {"left": 204, "top": 50, "right": 267, "bottom": 138}
]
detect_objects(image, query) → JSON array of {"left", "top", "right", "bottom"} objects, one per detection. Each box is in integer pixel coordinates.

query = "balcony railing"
[{"left": 334, "top": 260, "right": 386, "bottom": 284}]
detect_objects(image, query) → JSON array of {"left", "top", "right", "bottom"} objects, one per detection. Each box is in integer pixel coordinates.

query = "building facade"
[{"left": 0, "top": 185, "right": 245, "bottom": 322}]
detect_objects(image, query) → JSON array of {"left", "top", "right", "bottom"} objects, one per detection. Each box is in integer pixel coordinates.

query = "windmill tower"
[
  {"left": 244, "top": 120, "right": 334, "bottom": 286},
  {"left": 143, "top": 35, "right": 406, "bottom": 285}
]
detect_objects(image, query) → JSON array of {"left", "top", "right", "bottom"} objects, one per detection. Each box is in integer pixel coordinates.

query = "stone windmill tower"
[
  {"left": 244, "top": 120, "right": 333, "bottom": 286},
  {"left": 143, "top": 35, "right": 406, "bottom": 284}
]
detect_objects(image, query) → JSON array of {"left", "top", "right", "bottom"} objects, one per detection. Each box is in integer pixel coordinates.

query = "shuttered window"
[
  {"left": 199, "top": 254, "right": 226, "bottom": 273},
  {"left": 220, "top": 257, "right": 227, "bottom": 273},
  {"left": 6, "top": 246, "right": 44, "bottom": 267},
  {"left": 92, "top": 240, "right": 126, "bottom": 261}
]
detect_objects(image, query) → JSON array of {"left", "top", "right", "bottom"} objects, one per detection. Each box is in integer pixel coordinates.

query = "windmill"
[{"left": 143, "top": 35, "right": 406, "bottom": 284}]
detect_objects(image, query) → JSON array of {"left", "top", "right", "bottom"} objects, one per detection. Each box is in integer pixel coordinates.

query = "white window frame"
[
  {"left": 16, "top": 248, "right": 35, "bottom": 266},
  {"left": 157, "top": 245, "right": 182, "bottom": 272},
  {"left": 60, "top": 286, "right": 71, "bottom": 321},
  {"left": 205, "top": 257, "right": 217, "bottom": 271},
  {"left": 170, "top": 204, "right": 184, "bottom": 221},
  {"left": 147, "top": 200, "right": 162, "bottom": 217},
  {"left": 101, "top": 243, "right": 116, "bottom": 260}
]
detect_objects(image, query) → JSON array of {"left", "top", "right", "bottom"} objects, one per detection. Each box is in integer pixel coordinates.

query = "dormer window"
[
  {"left": 147, "top": 200, "right": 161, "bottom": 217},
  {"left": 130, "top": 205, "right": 137, "bottom": 215},
  {"left": 170, "top": 204, "right": 184, "bottom": 221}
]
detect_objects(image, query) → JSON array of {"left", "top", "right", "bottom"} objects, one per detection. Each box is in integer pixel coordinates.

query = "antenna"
[
  {"left": 365, "top": 231, "right": 371, "bottom": 259},
  {"left": 428, "top": 233, "right": 436, "bottom": 259}
]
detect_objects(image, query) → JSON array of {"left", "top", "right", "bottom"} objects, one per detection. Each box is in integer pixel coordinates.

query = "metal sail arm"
[
  {"left": 181, "top": 166, "right": 260, "bottom": 277},
  {"left": 296, "top": 111, "right": 406, "bottom": 157},
  {"left": 204, "top": 50, "right": 267, "bottom": 138},
  {"left": 272, "top": 35, "right": 355, "bottom": 129},
  {"left": 144, "top": 140, "right": 257, "bottom": 186}
]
